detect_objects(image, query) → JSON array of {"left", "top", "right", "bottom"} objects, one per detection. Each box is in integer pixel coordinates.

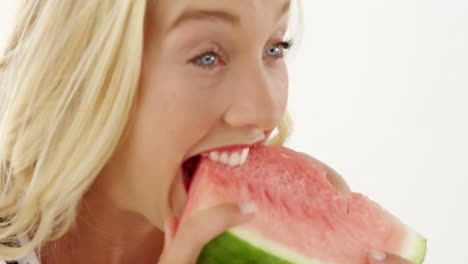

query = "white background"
[
  {"left": 1, "top": 1, "right": 467, "bottom": 263},
  {"left": 286, "top": 1, "right": 467, "bottom": 264}
]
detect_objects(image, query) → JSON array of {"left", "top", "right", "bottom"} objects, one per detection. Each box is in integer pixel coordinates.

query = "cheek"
[
  {"left": 137, "top": 62, "right": 223, "bottom": 153},
  {"left": 272, "top": 62, "right": 289, "bottom": 112}
]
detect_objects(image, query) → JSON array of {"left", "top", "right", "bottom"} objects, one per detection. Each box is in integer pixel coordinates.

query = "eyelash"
[
  {"left": 265, "top": 40, "right": 293, "bottom": 58},
  {"left": 274, "top": 39, "right": 294, "bottom": 56},
  {"left": 190, "top": 39, "right": 294, "bottom": 70}
]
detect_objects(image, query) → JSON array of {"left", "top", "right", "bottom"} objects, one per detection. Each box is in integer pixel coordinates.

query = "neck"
[{"left": 40, "top": 177, "right": 165, "bottom": 264}]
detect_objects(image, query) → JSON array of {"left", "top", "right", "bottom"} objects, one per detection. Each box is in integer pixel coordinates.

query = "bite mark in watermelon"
[{"left": 180, "top": 146, "right": 427, "bottom": 264}]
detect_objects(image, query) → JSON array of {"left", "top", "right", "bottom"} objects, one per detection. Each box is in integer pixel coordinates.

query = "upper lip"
[
  {"left": 200, "top": 142, "right": 260, "bottom": 156},
  {"left": 182, "top": 137, "right": 265, "bottom": 163}
]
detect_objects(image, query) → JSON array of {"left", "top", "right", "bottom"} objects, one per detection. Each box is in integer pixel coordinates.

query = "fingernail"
[
  {"left": 240, "top": 202, "right": 257, "bottom": 215},
  {"left": 369, "top": 250, "right": 386, "bottom": 261}
]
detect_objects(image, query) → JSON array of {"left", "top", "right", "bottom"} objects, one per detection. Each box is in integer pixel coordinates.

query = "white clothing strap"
[
  {"left": 0, "top": 236, "right": 41, "bottom": 264},
  {"left": 16, "top": 236, "right": 40, "bottom": 264}
]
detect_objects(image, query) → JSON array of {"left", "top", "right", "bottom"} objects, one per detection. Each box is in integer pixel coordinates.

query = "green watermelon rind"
[
  {"left": 198, "top": 227, "right": 427, "bottom": 264},
  {"left": 197, "top": 229, "right": 327, "bottom": 264},
  {"left": 400, "top": 228, "right": 427, "bottom": 264}
]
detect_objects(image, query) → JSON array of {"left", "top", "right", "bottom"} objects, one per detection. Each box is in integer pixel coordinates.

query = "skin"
[{"left": 40, "top": 0, "right": 412, "bottom": 263}]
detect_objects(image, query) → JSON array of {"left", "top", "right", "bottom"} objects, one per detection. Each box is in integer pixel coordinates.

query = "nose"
[{"left": 223, "top": 60, "right": 288, "bottom": 131}]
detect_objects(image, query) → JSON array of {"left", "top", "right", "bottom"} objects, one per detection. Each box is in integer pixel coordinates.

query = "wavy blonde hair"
[{"left": 0, "top": 0, "right": 297, "bottom": 260}]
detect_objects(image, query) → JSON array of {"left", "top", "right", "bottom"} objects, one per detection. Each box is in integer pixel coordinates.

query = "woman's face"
[{"left": 106, "top": 0, "right": 291, "bottom": 227}]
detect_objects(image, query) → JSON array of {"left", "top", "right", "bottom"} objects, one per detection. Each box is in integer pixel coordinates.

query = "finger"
[
  {"left": 300, "top": 152, "right": 352, "bottom": 197},
  {"left": 368, "top": 250, "right": 413, "bottom": 264},
  {"left": 163, "top": 216, "right": 179, "bottom": 245},
  {"left": 160, "top": 202, "right": 256, "bottom": 263}
]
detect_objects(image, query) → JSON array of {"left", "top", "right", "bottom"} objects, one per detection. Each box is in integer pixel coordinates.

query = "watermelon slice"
[{"left": 180, "top": 145, "right": 427, "bottom": 264}]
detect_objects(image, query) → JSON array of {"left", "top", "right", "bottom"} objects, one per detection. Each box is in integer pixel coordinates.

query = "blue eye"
[
  {"left": 266, "top": 45, "right": 282, "bottom": 57},
  {"left": 193, "top": 52, "right": 218, "bottom": 67},
  {"left": 265, "top": 40, "right": 293, "bottom": 59}
]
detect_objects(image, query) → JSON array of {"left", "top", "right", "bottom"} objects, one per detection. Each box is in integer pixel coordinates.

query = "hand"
[
  {"left": 368, "top": 250, "right": 413, "bottom": 264},
  {"left": 158, "top": 202, "right": 256, "bottom": 264},
  {"left": 159, "top": 154, "right": 411, "bottom": 264}
]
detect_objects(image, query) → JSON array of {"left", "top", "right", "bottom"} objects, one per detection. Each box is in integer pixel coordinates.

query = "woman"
[{"left": 0, "top": 0, "right": 412, "bottom": 263}]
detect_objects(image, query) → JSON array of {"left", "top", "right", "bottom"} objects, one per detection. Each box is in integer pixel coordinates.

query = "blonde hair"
[{"left": 0, "top": 0, "right": 295, "bottom": 260}]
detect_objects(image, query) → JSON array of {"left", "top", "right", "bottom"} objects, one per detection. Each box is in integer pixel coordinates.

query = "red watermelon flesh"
[{"left": 180, "top": 145, "right": 426, "bottom": 264}]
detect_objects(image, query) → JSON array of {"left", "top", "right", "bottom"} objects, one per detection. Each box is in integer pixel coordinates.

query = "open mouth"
[
  {"left": 181, "top": 155, "right": 201, "bottom": 192},
  {"left": 180, "top": 147, "right": 252, "bottom": 193}
]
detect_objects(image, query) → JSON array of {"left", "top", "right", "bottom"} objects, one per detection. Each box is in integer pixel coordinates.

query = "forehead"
[{"left": 151, "top": 0, "right": 291, "bottom": 32}]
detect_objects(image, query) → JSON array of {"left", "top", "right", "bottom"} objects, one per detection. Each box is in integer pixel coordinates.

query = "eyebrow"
[{"left": 167, "top": 0, "right": 291, "bottom": 33}]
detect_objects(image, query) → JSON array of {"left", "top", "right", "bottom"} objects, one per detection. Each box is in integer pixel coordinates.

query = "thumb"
[
  {"left": 163, "top": 216, "right": 179, "bottom": 245},
  {"left": 159, "top": 202, "right": 256, "bottom": 263}
]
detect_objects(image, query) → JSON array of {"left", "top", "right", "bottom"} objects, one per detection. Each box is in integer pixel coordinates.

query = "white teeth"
[
  {"left": 219, "top": 152, "right": 229, "bottom": 164},
  {"left": 228, "top": 152, "right": 240, "bottom": 167},
  {"left": 207, "top": 147, "right": 250, "bottom": 167},
  {"left": 209, "top": 151, "right": 219, "bottom": 162},
  {"left": 239, "top": 148, "right": 249, "bottom": 164}
]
